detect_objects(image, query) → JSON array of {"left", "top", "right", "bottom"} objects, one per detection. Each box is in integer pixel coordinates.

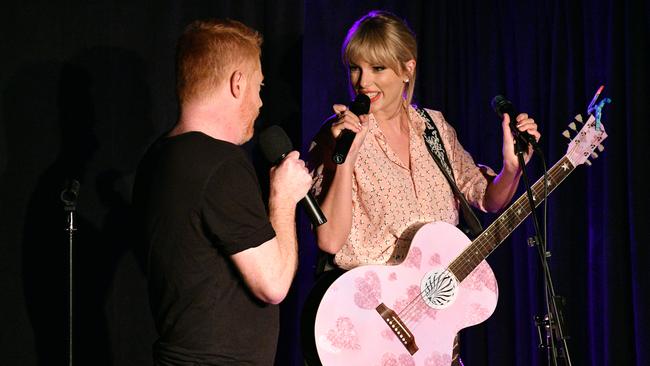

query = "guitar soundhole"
[{"left": 420, "top": 270, "right": 459, "bottom": 309}]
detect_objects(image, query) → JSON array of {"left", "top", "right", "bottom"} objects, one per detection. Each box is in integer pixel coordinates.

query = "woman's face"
[{"left": 348, "top": 59, "right": 406, "bottom": 118}]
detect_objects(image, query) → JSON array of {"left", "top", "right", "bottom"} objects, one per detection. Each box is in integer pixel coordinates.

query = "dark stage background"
[{"left": 1, "top": 0, "right": 648, "bottom": 365}]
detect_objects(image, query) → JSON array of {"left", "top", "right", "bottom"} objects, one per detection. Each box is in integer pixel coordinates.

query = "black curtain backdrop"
[
  {"left": 0, "top": 1, "right": 302, "bottom": 365},
  {"left": 1, "top": 0, "right": 648, "bottom": 365}
]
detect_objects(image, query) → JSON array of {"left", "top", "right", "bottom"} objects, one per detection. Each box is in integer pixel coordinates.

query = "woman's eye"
[{"left": 373, "top": 66, "right": 385, "bottom": 71}]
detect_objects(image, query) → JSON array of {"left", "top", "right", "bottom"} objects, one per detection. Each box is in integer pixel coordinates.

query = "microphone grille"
[
  {"left": 490, "top": 95, "right": 510, "bottom": 116},
  {"left": 350, "top": 94, "right": 371, "bottom": 116},
  {"left": 259, "top": 125, "right": 293, "bottom": 164}
]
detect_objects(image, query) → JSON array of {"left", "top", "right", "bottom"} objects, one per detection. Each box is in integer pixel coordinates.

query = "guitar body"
[{"left": 313, "top": 222, "right": 498, "bottom": 366}]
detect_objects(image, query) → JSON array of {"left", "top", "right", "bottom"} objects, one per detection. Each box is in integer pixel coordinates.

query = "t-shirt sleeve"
[{"left": 201, "top": 154, "right": 276, "bottom": 255}]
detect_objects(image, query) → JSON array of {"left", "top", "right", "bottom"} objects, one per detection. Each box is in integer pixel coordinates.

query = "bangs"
[{"left": 343, "top": 28, "right": 401, "bottom": 73}]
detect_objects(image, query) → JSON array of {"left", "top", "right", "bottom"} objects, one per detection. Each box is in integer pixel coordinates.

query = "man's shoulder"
[
  {"left": 138, "top": 132, "right": 252, "bottom": 183},
  {"left": 176, "top": 131, "right": 240, "bottom": 152},
  {"left": 165, "top": 132, "right": 248, "bottom": 164}
]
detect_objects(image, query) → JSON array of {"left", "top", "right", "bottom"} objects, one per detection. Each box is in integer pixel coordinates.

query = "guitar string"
[
  {"left": 398, "top": 201, "right": 539, "bottom": 326},
  {"left": 445, "top": 129, "right": 602, "bottom": 285},
  {"left": 395, "top": 159, "right": 573, "bottom": 325},
  {"left": 448, "top": 156, "right": 575, "bottom": 280},
  {"left": 397, "top": 201, "right": 531, "bottom": 324},
  {"left": 399, "top": 155, "right": 581, "bottom": 326},
  {"left": 398, "top": 182, "right": 539, "bottom": 322},
  {"left": 396, "top": 126, "right": 603, "bottom": 327}
]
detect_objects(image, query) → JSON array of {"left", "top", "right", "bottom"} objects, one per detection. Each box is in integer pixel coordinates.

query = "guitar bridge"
[{"left": 376, "top": 303, "right": 419, "bottom": 355}]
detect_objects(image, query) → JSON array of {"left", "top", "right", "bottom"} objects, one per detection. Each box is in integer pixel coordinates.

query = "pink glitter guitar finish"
[{"left": 309, "top": 115, "right": 607, "bottom": 365}]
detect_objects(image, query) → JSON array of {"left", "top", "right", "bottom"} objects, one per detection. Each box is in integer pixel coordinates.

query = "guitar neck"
[{"left": 449, "top": 156, "right": 576, "bottom": 281}]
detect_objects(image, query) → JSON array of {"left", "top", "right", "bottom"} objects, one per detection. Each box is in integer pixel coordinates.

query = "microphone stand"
[
  {"left": 61, "top": 180, "right": 79, "bottom": 366},
  {"left": 513, "top": 136, "right": 572, "bottom": 366}
]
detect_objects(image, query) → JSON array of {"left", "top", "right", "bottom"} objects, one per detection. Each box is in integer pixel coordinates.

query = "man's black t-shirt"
[{"left": 133, "top": 132, "right": 278, "bottom": 365}]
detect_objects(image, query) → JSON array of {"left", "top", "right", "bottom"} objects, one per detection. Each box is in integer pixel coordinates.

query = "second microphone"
[
  {"left": 332, "top": 94, "right": 371, "bottom": 164},
  {"left": 259, "top": 125, "right": 327, "bottom": 227}
]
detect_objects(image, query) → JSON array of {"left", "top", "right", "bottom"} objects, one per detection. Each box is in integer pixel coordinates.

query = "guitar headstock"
[{"left": 562, "top": 114, "right": 608, "bottom": 167}]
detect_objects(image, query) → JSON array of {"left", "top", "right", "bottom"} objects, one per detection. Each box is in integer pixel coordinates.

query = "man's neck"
[{"left": 172, "top": 99, "right": 241, "bottom": 145}]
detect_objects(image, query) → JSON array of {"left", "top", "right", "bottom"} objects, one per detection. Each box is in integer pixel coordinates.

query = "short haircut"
[
  {"left": 176, "top": 19, "right": 262, "bottom": 104},
  {"left": 342, "top": 10, "right": 418, "bottom": 105}
]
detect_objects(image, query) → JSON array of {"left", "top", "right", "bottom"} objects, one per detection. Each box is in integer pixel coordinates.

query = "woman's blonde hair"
[{"left": 342, "top": 10, "right": 417, "bottom": 105}]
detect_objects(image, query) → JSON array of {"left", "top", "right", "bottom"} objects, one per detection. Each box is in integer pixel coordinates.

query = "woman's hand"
[
  {"left": 501, "top": 112, "right": 541, "bottom": 171},
  {"left": 330, "top": 103, "right": 370, "bottom": 166}
]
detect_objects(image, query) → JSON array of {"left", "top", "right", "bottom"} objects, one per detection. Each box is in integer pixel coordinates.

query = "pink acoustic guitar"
[{"left": 308, "top": 114, "right": 607, "bottom": 366}]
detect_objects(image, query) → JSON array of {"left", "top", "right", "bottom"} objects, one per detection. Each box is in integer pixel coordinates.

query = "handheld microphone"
[
  {"left": 332, "top": 94, "right": 371, "bottom": 164},
  {"left": 491, "top": 95, "right": 540, "bottom": 153},
  {"left": 259, "top": 125, "right": 327, "bottom": 226}
]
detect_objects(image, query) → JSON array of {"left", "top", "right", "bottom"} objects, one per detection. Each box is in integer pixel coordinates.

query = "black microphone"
[
  {"left": 259, "top": 125, "right": 327, "bottom": 226},
  {"left": 332, "top": 94, "right": 371, "bottom": 164},
  {"left": 491, "top": 95, "right": 540, "bottom": 153}
]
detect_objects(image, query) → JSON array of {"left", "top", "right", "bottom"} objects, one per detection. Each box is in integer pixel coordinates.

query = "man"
[{"left": 132, "top": 19, "right": 311, "bottom": 365}]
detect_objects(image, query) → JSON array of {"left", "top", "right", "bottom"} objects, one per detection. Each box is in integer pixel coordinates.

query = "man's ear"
[{"left": 229, "top": 70, "right": 245, "bottom": 98}]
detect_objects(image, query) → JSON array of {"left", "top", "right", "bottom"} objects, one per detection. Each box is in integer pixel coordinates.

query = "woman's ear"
[{"left": 404, "top": 59, "right": 416, "bottom": 78}]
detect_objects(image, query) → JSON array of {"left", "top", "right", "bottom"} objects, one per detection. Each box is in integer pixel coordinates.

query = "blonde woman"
[{"left": 308, "top": 10, "right": 540, "bottom": 365}]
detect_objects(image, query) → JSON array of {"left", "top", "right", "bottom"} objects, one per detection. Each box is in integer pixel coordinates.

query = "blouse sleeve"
[{"left": 426, "top": 109, "right": 496, "bottom": 212}]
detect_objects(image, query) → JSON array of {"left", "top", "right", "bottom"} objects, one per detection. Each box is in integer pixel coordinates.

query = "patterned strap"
[
  {"left": 418, "top": 108, "right": 456, "bottom": 181},
  {"left": 418, "top": 108, "right": 483, "bottom": 238},
  {"left": 451, "top": 334, "right": 463, "bottom": 365}
]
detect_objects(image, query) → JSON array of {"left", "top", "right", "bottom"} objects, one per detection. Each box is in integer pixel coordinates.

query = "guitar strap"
[{"left": 417, "top": 107, "right": 483, "bottom": 239}]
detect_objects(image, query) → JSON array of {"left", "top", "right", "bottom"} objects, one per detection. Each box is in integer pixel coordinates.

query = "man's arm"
[
  {"left": 231, "top": 206, "right": 298, "bottom": 304},
  {"left": 231, "top": 151, "right": 311, "bottom": 304}
]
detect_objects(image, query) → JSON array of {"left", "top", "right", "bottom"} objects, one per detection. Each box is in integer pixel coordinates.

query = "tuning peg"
[
  {"left": 585, "top": 160, "right": 592, "bottom": 166},
  {"left": 597, "top": 144, "right": 605, "bottom": 152},
  {"left": 562, "top": 130, "right": 571, "bottom": 139},
  {"left": 591, "top": 152, "right": 599, "bottom": 159},
  {"left": 568, "top": 122, "right": 577, "bottom": 131},
  {"left": 575, "top": 114, "right": 583, "bottom": 123}
]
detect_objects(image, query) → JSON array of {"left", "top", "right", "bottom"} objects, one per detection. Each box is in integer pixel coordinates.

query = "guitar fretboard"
[{"left": 448, "top": 156, "right": 576, "bottom": 281}]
